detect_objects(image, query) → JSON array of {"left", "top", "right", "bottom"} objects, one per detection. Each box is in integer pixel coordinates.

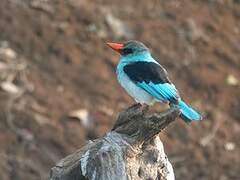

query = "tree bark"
[{"left": 50, "top": 104, "right": 180, "bottom": 180}]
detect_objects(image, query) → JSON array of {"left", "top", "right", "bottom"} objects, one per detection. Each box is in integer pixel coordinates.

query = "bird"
[{"left": 107, "top": 40, "right": 202, "bottom": 122}]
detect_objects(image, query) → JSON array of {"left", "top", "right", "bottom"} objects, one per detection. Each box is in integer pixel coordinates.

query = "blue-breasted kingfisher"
[{"left": 107, "top": 40, "right": 202, "bottom": 122}]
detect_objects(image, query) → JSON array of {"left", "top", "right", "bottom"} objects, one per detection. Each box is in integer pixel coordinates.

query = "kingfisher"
[{"left": 107, "top": 40, "right": 202, "bottom": 122}]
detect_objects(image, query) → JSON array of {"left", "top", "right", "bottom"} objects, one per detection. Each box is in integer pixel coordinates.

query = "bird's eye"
[{"left": 122, "top": 48, "right": 133, "bottom": 55}]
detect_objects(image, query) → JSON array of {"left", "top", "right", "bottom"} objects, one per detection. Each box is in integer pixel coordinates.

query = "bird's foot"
[
  {"left": 141, "top": 103, "right": 150, "bottom": 110},
  {"left": 128, "top": 103, "right": 149, "bottom": 113},
  {"left": 129, "top": 103, "right": 142, "bottom": 109}
]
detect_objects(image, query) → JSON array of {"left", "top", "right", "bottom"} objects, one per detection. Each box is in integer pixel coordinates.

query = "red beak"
[{"left": 107, "top": 42, "right": 123, "bottom": 53}]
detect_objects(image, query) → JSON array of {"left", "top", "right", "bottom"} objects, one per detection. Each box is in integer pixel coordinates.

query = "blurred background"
[{"left": 0, "top": 0, "right": 239, "bottom": 179}]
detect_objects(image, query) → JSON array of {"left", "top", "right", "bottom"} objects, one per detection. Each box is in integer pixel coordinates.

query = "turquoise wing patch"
[{"left": 136, "top": 82, "right": 179, "bottom": 103}]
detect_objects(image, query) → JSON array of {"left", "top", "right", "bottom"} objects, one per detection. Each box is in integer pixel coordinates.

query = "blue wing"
[
  {"left": 137, "top": 81, "right": 179, "bottom": 103},
  {"left": 123, "top": 61, "right": 180, "bottom": 103},
  {"left": 123, "top": 61, "right": 202, "bottom": 122}
]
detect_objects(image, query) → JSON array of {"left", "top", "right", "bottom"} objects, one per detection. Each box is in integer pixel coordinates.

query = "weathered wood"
[{"left": 50, "top": 104, "right": 180, "bottom": 180}]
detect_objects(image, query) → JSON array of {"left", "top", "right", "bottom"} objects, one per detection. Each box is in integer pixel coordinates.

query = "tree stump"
[{"left": 50, "top": 104, "right": 180, "bottom": 180}]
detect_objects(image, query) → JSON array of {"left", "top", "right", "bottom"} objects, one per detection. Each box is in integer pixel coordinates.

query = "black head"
[{"left": 107, "top": 40, "right": 149, "bottom": 56}]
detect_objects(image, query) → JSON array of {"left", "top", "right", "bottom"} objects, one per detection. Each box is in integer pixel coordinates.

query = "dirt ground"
[{"left": 0, "top": 0, "right": 239, "bottom": 179}]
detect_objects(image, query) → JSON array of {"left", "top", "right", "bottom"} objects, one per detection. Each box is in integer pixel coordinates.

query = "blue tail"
[{"left": 172, "top": 100, "right": 202, "bottom": 123}]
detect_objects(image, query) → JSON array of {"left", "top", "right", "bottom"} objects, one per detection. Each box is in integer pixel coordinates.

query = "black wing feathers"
[{"left": 123, "top": 61, "right": 171, "bottom": 84}]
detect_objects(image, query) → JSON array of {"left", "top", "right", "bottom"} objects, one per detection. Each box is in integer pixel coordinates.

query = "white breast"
[{"left": 117, "top": 69, "right": 155, "bottom": 105}]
